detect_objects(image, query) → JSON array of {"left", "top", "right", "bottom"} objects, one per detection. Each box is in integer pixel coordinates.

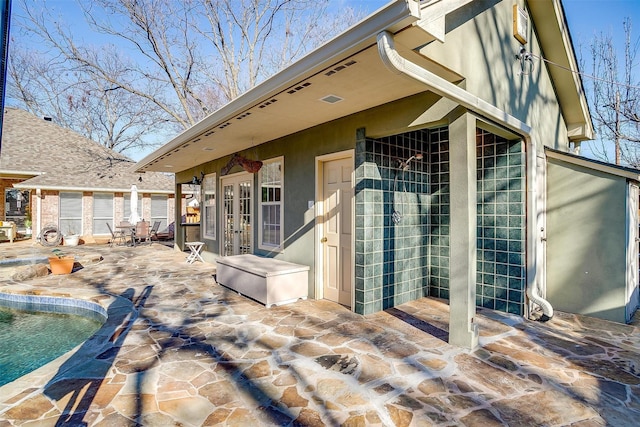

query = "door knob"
[{"left": 320, "top": 237, "right": 327, "bottom": 243}]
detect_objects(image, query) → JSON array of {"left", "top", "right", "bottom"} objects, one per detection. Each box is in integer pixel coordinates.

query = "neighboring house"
[
  {"left": 135, "top": 0, "right": 638, "bottom": 347},
  {"left": 0, "top": 107, "right": 175, "bottom": 244}
]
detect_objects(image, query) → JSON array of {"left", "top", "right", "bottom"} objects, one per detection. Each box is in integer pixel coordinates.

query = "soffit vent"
[
  {"left": 320, "top": 94, "right": 344, "bottom": 104},
  {"left": 287, "top": 82, "right": 311, "bottom": 95},
  {"left": 236, "top": 112, "right": 252, "bottom": 120},
  {"left": 219, "top": 122, "right": 232, "bottom": 129},
  {"left": 204, "top": 130, "right": 215, "bottom": 136},
  {"left": 258, "top": 99, "right": 278, "bottom": 109},
  {"left": 325, "top": 60, "right": 357, "bottom": 77}
]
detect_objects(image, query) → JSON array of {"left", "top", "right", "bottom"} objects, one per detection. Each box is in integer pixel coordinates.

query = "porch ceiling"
[{"left": 136, "top": 39, "right": 444, "bottom": 174}]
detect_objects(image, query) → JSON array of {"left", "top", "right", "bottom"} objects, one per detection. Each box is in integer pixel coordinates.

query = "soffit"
[
  {"left": 528, "top": 0, "right": 594, "bottom": 141},
  {"left": 135, "top": 0, "right": 457, "bottom": 174},
  {"left": 137, "top": 43, "right": 440, "bottom": 174}
]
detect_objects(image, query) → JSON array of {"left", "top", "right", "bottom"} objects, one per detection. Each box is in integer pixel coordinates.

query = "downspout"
[{"left": 376, "top": 31, "right": 553, "bottom": 319}]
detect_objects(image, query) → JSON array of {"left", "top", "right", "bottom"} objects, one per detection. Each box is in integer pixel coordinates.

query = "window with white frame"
[
  {"left": 259, "top": 157, "right": 283, "bottom": 250},
  {"left": 59, "top": 192, "right": 82, "bottom": 235},
  {"left": 150, "top": 195, "right": 168, "bottom": 231},
  {"left": 203, "top": 173, "right": 216, "bottom": 239},
  {"left": 93, "top": 193, "right": 114, "bottom": 234}
]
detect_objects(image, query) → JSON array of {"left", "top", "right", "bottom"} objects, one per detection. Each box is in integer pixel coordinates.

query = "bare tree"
[
  {"left": 8, "top": 0, "right": 363, "bottom": 155},
  {"left": 587, "top": 18, "right": 640, "bottom": 167},
  {"left": 7, "top": 45, "right": 170, "bottom": 154}
]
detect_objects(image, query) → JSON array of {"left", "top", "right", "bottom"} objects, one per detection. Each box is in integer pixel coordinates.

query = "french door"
[{"left": 221, "top": 173, "right": 253, "bottom": 256}]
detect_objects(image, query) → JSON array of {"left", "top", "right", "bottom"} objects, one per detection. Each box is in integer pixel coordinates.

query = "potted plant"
[{"left": 48, "top": 249, "right": 75, "bottom": 275}]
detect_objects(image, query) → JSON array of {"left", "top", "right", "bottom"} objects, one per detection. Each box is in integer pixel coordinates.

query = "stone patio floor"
[{"left": 0, "top": 241, "right": 638, "bottom": 426}]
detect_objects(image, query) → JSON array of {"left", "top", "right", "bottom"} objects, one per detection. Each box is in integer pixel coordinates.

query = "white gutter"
[
  {"left": 377, "top": 31, "right": 553, "bottom": 319},
  {"left": 11, "top": 184, "right": 174, "bottom": 194}
]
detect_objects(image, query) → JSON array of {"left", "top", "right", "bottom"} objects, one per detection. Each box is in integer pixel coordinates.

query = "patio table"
[{"left": 115, "top": 224, "right": 136, "bottom": 247}]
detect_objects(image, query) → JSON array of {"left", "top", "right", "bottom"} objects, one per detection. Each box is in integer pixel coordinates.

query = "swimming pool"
[{"left": 0, "top": 295, "right": 105, "bottom": 387}]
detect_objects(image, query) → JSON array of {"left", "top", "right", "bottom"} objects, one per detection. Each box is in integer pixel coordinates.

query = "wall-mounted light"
[{"left": 191, "top": 172, "right": 205, "bottom": 185}]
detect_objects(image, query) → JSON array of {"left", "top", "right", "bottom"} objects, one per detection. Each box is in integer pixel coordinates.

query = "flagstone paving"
[{"left": 0, "top": 241, "right": 639, "bottom": 426}]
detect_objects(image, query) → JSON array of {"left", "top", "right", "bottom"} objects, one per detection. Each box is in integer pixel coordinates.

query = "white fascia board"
[{"left": 546, "top": 149, "right": 640, "bottom": 181}]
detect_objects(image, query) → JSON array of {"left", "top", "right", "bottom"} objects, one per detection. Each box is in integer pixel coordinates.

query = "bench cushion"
[{"left": 216, "top": 254, "right": 309, "bottom": 277}]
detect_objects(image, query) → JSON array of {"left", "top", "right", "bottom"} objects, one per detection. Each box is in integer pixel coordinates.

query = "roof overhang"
[
  {"left": 528, "top": 0, "right": 594, "bottom": 142},
  {"left": 11, "top": 181, "right": 175, "bottom": 194},
  {"left": 0, "top": 170, "right": 43, "bottom": 180},
  {"left": 135, "top": 0, "right": 459, "bottom": 174},
  {"left": 546, "top": 148, "right": 640, "bottom": 181},
  {"left": 135, "top": 0, "right": 594, "bottom": 174}
]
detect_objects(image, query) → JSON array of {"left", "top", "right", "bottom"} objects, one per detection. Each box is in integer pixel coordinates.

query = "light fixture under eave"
[
  {"left": 192, "top": 172, "right": 205, "bottom": 185},
  {"left": 320, "top": 94, "right": 344, "bottom": 104}
]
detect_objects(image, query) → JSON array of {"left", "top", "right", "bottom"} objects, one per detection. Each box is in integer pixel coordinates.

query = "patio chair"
[
  {"left": 154, "top": 222, "right": 175, "bottom": 242},
  {"left": 149, "top": 221, "right": 161, "bottom": 243},
  {"left": 134, "top": 221, "right": 151, "bottom": 245},
  {"left": 106, "top": 222, "right": 126, "bottom": 247}
]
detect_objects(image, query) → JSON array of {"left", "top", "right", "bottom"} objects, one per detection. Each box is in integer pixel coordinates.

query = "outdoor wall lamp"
[{"left": 191, "top": 172, "right": 205, "bottom": 185}]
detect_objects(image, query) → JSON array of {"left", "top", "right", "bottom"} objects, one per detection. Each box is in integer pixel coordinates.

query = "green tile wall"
[
  {"left": 354, "top": 127, "right": 526, "bottom": 316},
  {"left": 476, "top": 129, "right": 526, "bottom": 315},
  {"left": 355, "top": 130, "right": 429, "bottom": 314}
]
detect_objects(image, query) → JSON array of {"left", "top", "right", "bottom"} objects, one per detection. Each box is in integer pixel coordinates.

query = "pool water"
[{"left": 0, "top": 302, "right": 104, "bottom": 387}]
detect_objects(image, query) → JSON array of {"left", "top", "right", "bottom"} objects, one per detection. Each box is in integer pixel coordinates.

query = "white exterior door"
[
  {"left": 321, "top": 157, "right": 353, "bottom": 306},
  {"left": 221, "top": 173, "right": 253, "bottom": 256},
  {"left": 626, "top": 183, "right": 639, "bottom": 322}
]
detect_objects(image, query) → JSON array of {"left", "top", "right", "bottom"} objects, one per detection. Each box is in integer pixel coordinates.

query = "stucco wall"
[
  {"left": 177, "top": 92, "right": 449, "bottom": 296},
  {"left": 421, "top": 0, "right": 570, "bottom": 154},
  {"left": 546, "top": 159, "right": 628, "bottom": 322}
]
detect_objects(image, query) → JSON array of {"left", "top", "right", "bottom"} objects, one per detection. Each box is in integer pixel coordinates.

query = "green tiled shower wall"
[{"left": 354, "top": 127, "right": 526, "bottom": 316}]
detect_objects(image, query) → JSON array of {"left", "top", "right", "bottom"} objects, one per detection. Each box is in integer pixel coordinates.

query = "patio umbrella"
[{"left": 129, "top": 184, "right": 141, "bottom": 224}]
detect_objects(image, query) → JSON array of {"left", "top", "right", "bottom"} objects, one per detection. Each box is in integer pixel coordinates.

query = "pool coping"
[{"left": 0, "top": 285, "right": 133, "bottom": 414}]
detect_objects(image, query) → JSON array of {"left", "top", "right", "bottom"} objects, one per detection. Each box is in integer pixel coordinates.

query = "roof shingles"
[{"left": 0, "top": 108, "right": 173, "bottom": 192}]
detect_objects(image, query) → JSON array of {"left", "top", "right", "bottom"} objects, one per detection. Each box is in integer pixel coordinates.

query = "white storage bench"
[{"left": 216, "top": 254, "right": 309, "bottom": 307}]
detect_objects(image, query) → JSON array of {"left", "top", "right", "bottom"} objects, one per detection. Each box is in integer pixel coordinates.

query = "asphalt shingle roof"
[{"left": 0, "top": 107, "right": 174, "bottom": 192}]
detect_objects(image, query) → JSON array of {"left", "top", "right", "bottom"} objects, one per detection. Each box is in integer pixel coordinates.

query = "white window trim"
[
  {"left": 258, "top": 156, "right": 284, "bottom": 252},
  {"left": 203, "top": 173, "right": 216, "bottom": 240}
]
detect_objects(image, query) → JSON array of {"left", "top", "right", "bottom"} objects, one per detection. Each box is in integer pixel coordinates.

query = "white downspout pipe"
[{"left": 377, "top": 31, "right": 553, "bottom": 319}]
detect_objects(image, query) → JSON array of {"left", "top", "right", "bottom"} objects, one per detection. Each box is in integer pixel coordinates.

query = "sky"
[{"left": 9, "top": 0, "right": 640, "bottom": 161}]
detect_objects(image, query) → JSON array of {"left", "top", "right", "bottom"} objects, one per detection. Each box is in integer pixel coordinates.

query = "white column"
[{"left": 448, "top": 112, "right": 479, "bottom": 350}]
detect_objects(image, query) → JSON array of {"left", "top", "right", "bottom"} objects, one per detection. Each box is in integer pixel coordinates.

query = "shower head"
[{"left": 398, "top": 153, "right": 423, "bottom": 171}]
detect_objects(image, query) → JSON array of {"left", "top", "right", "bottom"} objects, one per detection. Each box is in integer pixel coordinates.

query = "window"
[
  {"left": 259, "top": 157, "right": 283, "bottom": 250},
  {"left": 93, "top": 193, "right": 113, "bottom": 234},
  {"left": 59, "top": 192, "right": 82, "bottom": 235},
  {"left": 203, "top": 173, "right": 216, "bottom": 239},
  {"left": 151, "top": 195, "right": 168, "bottom": 231}
]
